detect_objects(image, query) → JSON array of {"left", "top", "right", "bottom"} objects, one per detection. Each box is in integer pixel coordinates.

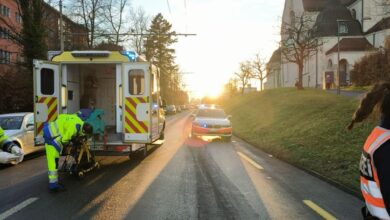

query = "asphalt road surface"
[{"left": 0, "top": 111, "right": 363, "bottom": 220}]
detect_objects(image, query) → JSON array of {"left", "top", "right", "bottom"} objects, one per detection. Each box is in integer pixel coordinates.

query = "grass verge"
[{"left": 223, "top": 88, "right": 375, "bottom": 192}]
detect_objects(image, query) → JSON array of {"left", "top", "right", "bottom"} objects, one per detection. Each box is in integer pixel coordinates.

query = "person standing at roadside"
[{"left": 348, "top": 82, "right": 390, "bottom": 220}]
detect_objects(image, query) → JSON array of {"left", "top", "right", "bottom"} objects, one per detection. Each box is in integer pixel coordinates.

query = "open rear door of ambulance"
[
  {"left": 33, "top": 60, "right": 61, "bottom": 146},
  {"left": 123, "top": 63, "right": 151, "bottom": 143}
]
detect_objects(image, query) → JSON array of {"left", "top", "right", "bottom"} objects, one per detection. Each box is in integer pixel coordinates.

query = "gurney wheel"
[{"left": 77, "top": 171, "right": 84, "bottom": 179}]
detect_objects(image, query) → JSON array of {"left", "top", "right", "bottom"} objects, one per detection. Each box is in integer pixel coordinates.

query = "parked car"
[
  {"left": 0, "top": 113, "right": 43, "bottom": 162},
  {"left": 176, "top": 105, "right": 182, "bottom": 113},
  {"left": 165, "top": 105, "right": 177, "bottom": 115},
  {"left": 191, "top": 108, "right": 232, "bottom": 142}
]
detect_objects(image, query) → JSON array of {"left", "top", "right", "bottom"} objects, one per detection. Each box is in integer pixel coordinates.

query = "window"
[
  {"left": 339, "top": 24, "right": 348, "bottom": 34},
  {"left": 290, "top": 10, "right": 295, "bottom": 25},
  {"left": 15, "top": 12, "right": 22, "bottom": 23},
  {"left": 327, "top": 59, "right": 333, "bottom": 68},
  {"left": 41, "top": 68, "right": 55, "bottom": 95},
  {"left": 351, "top": 9, "right": 356, "bottom": 20},
  {"left": 0, "top": 5, "right": 10, "bottom": 17},
  {"left": 128, "top": 69, "right": 145, "bottom": 95},
  {"left": 0, "top": 27, "right": 10, "bottom": 39},
  {"left": 0, "top": 50, "right": 11, "bottom": 64}
]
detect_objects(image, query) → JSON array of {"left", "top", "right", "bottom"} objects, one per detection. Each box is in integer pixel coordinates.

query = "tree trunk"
[
  {"left": 297, "top": 64, "right": 304, "bottom": 90},
  {"left": 260, "top": 79, "right": 263, "bottom": 91}
]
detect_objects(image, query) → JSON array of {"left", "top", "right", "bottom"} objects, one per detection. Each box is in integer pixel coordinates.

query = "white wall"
[
  {"left": 362, "top": 0, "right": 389, "bottom": 32},
  {"left": 349, "top": 0, "right": 363, "bottom": 26},
  {"left": 366, "top": 30, "right": 390, "bottom": 48}
]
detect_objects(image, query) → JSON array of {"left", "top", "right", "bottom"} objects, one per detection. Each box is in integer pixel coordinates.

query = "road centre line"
[
  {"left": 303, "top": 200, "right": 337, "bottom": 220},
  {"left": 0, "top": 197, "right": 38, "bottom": 220},
  {"left": 237, "top": 151, "right": 264, "bottom": 170}
]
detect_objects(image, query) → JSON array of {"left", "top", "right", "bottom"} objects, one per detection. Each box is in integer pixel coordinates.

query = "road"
[{"left": 0, "top": 111, "right": 363, "bottom": 220}]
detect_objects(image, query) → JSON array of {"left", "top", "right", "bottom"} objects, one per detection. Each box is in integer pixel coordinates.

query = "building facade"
[
  {"left": 0, "top": 1, "right": 87, "bottom": 69},
  {"left": 267, "top": 0, "right": 389, "bottom": 90}
]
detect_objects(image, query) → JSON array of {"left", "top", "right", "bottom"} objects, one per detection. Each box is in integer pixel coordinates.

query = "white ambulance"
[{"left": 33, "top": 50, "right": 165, "bottom": 156}]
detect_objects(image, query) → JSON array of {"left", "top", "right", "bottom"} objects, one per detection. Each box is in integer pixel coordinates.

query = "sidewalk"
[{"left": 326, "top": 89, "right": 366, "bottom": 99}]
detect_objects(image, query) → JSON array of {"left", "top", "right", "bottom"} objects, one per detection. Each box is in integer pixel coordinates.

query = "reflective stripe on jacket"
[
  {"left": 43, "top": 114, "right": 84, "bottom": 153},
  {"left": 360, "top": 126, "right": 390, "bottom": 220}
]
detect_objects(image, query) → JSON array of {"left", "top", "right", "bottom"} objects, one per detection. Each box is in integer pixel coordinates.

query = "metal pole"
[
  {"left": 315, "top": 49, "right": 318, "bottom": 88},
  {"left": 337, "top": 21, "right": 341, "bottom": 95},
  {"left": 60, "top": 0, "right": 64, "bottom": 52}
]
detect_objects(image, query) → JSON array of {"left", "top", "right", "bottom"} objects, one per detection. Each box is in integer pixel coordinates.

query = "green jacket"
[
  {"left": 0, "top": 126, "right": 12, "bottom": 152},
  {"left": 53, "top": 114, "right": 84, "bottom": 145}
]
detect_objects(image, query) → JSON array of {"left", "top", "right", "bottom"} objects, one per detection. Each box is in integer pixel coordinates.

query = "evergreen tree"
[
  {"left": 144, "top": 13, "right": 179, "bottom": 104},
  {"left": 20, "top": 0, "right": 47, "bottom": 72}
]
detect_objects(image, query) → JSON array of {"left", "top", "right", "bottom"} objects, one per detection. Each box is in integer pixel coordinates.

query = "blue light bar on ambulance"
[
  {"left": 71, "top": 51, "right": 111, "bottom": 57},
  {"left": 121, "top": 51, "right": 137, "bottom": 62}
]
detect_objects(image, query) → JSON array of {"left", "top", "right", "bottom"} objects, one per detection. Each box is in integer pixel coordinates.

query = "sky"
[{"left": 131, "top": 0, "right": 285, "bottom": 98}]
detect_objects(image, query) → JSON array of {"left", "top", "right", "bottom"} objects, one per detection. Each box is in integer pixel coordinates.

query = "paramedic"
[
  {"left": 43, "top": 114, "right": 92, "bottom": 192},
  {"left": 0, "top": 126, "right": 24, "bottom": 164},
  {"left": 348, "top": 82, "right": 390, "bottom": 219}
]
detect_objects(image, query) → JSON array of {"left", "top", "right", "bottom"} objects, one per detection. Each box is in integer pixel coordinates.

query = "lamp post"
[{"left": 336, "top": 19, "right": 353, "bottom": 95}]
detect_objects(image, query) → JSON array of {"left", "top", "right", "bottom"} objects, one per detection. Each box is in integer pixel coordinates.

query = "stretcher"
[{"left": 59, "top": 136, "right": 100, "bottom": 178}]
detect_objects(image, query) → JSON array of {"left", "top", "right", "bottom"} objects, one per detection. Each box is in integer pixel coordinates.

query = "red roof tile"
[{"left": 326, "top": 37, "right": 374, "bottom": 55}]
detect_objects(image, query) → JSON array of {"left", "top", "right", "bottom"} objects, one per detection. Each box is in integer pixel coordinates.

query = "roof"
[
  {"left": 0, "top": 113, "right": 31, "bottom": 117},
  {"left": 303, "top": 0, "right": 357, "bottom": 12},
  {"left": 366, "top": 17, "right": 390, "bottom": 35},
  {"left": 268, "top": 48, "right": 281, "bottom": 64},
  {"left": 313, "top": 0, "right": 362, "bottom": 37},
  {"left": 326, "top": 37, "right": 374, "bottom": 55}
]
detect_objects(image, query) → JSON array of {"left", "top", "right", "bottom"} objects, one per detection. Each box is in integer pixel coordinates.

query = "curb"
[{"left": 233, "top": 133, "right": 363, "bottom": 201}]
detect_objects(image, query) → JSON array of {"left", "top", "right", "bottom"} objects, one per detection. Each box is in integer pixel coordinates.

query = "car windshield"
[
  {"left": 0, "top": 116, "right": 24, "bottom": 130},
  {"left": 197, "top": 109, "right": 226, "bottom": 118}
]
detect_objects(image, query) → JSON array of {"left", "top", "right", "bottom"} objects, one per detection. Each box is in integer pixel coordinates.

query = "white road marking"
[
  {"left": 0, "top": 197, "right": 38, "bottom": 220},
  {"left": 237, "top": 151, "right": 264, "bottom": 170},
  {"left": 303, "top": 200, "right": 337, "bottom": 220}
]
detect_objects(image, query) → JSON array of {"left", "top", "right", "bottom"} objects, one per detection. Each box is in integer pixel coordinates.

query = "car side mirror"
[{"left": 26, "top": 124, "right": 34, "bottom": 131}]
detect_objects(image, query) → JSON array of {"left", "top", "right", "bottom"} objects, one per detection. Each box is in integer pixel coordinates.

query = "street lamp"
[{"left": 336, "top": 19, "right": 353, "bottom": 95}]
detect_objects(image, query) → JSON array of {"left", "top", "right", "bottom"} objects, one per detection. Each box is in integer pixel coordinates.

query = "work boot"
[{"left": 49, "top": 182, "right": 67, "bottom": 193}]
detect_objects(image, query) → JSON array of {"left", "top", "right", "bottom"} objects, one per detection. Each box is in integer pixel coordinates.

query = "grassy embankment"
[{"left": 223, "top": 88, "right": 376, "bottom": 192}]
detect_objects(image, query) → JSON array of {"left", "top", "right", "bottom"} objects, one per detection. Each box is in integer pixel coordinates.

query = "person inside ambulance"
[
  {"left": 348, "top": 82, "right": 390, "bottom": 220},
  {"left": 43, "top": 114, "right": 93, "bottom": 193},
  {"left": 0, "top": 126, "right": 24, "bottom": 164}
]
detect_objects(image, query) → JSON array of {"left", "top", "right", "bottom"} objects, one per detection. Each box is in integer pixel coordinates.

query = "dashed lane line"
[
  {"left": 303, "top": 200, "right": 337, "bottom": 220},
  {"left": 237, "top": 151, "right": 264, "bottom": 170},
  {"left": 0, "top": 197, "right": 38, "bottom": 220}
]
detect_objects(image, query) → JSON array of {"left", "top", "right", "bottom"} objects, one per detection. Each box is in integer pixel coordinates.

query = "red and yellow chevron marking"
[
  {"left": 36, "top": 97, "right": 58, "bottom": 135},
  {"left": 124, "top": 97, "right": 149, "bottom": 134}
]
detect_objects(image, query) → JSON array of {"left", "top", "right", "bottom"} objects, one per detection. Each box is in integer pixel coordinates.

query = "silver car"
[
  {"left": 0, "top": 113, "right": 43, "bottom": 160},
  {"left": 191, "top": 108, "right": 232, "bottom": 142}
]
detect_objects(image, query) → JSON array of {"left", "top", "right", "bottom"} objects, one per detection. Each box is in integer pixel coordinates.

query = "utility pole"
[{"left": 59, "top": 0, "right": 64, "bottom": 52}]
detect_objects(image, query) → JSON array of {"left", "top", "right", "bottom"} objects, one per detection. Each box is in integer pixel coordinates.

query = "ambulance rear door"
[
  {"left": 123, "top": 63, "right": 151, "bottom": 143},
  {"left": 33, "top": 60, "right": 61, "bottom": 145}
]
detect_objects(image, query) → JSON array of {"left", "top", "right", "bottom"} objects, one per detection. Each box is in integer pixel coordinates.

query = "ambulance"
[{"left": 33, "top": 51, "right": 166, "bottom": 156}]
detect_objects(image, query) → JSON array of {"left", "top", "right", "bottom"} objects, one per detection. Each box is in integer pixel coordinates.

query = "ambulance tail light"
[
  {"left": 119, "top": 84, "right": 123, "bottom": 108},
  {"left": 61, "top": 85, "right": 67, "bottom": 109}
]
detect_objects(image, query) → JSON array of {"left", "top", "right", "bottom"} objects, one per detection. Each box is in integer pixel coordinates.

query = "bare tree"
[
  {"left": 104, "top": 0, "right": 129, "bottom": 45},
  {"left": 68, "top": 0, "right": 106, "bottom": 48},
  {"left": 235, "top": 61, "right": 253, "bottom": 94},
  {"left": 129, "top": 7, "right": 150, "bottom": 55},
  {"left": 252, "top": 53, "right": 268, "bottom": 91},
  {"left": 281, "top": 14, "right": 322, "bottom": 89}
]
